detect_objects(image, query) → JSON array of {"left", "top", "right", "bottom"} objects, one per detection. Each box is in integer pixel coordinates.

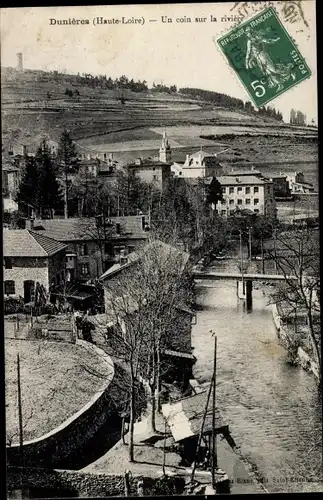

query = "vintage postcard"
[{"left": 1, "top": 1, "right": 321, "bottom": 498}]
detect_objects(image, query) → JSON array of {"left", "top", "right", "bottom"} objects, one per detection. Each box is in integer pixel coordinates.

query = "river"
[{"left": 192, "top": 258, "right": 322, "bottom": 493}]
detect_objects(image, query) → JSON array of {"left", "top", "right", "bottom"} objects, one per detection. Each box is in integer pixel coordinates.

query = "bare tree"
[
  {"left": 103, "top": 238, "right": 193, "bottom": 447},
  {"left": 267, "top": 228, "right": 321, "bottom": 387},
  {"left": 78, "top": 215, "right": 114, "bottom": 277}
]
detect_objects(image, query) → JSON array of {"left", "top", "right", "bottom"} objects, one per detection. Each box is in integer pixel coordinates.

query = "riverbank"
[
  {"left": 272, "top": 303, "right": 320, "bottom": 382},
  {"left": 82, "top": 411, "right": 265, "bottom": 494},
  {"left": 192, "top": 260, "right": 322, "bottom": 493}
]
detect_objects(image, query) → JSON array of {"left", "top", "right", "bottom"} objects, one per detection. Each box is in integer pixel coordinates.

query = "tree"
[
  {"left": 267, "top": 228, "right": 321, "bottom": 388},
  {"left": 18, "top": 141, "right": 60, "bottom": 218},
  {"left": 205, "top": 178, "right": 223, "bottom": 207},
  {"left": 78, "top": 215, "right": 114, "bottom": 276},
  {"left": 56, "top": 129, "right": 79, "bottom": 219},
  {"left": 35, "top": 141, "right": 61, "bottom": 218},
  {"left": 103, "top": 238, "right": 193, "bottom": 457},
  {"left": 17, "top": 156, "right": 38, "bottom": 216}
]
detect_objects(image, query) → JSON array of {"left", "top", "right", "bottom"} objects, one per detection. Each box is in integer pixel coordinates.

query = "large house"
[
  {"left": 215, "top": 175, "right": 276, "bottom": 217},
  {"left": 2, "top": 160, "right": 22, "bottom": 199},
  {"left": 29, "top": 215, "right": 150, "bottom": 281},
  {"left": 284, "top": 171, "right": 315, "bottom": 194},
  {"left": 126, "top": 131, "right": 172, "bottom": 190},
  {"left": 171, "top": 149, "right": 223, "bottom": 179},
  {"left": 225, "top": 167, "right": 291, "bottom": 199},
  {"left": 3, "top": 229, "right": 67, "bottom": 302}
]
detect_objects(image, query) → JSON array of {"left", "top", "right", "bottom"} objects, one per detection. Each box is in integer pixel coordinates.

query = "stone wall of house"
[
  {"left": 48, "top": 250, "right": 66, "bottom": 287},
  {"left": 7, "top": 341, "right": 121, "bottom": 469},
  {"left": 4, "top": 257, "right": 49, "bottom": 298},
  {"left": 7, "top": 467, "right": 186, "bottom": 497}
]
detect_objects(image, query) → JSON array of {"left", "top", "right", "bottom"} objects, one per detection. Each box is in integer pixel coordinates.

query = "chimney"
[
  {"left": 116, "top": 222, "right": 121, "bottom": 235},
  {"left": 141, "top": 216, "right": 146, "bottom": 230},
  {"left": 135, "top": 158, "right": 142, "bottom": 166},
  {"left": 22, "top": 145, "right": 27, "bottom": 156}
]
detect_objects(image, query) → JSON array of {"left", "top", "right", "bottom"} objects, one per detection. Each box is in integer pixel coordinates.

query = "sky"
[{"left": 1, "top": 2, "right": 318, "bottom": 124}]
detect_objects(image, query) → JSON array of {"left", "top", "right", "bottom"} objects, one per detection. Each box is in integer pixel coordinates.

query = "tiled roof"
[
  {"left": 3, "top": 229, "right": 67, "bottom": 257},
  {"left": 216, "top": 175, "right": 268, "bottom": 186},
  {"left": 100, "top": 239, "right": 190, "bottom": 281},
  {"left": 33, "top": 216, "right": 149, "bottom": 242},
  {"left": 162, "top": 390, "right": 227, "bottom": 443},
  {"left": 2, "top": 162, "right": 20, "bottom": 172},
  {"left": 128, "top": 158, "right": 171, "bottom": 168},
  {"left": 227, "top": 168, "right": 263, "bottom": 177}
]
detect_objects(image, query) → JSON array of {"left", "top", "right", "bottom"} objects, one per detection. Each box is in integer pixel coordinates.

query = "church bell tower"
[{"left": 159, "top": 129, "right": 172, "bottom": 163}]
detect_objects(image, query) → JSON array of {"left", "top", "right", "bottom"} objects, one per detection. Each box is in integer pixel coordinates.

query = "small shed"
[{"left": 162, "top": 390, "right": 235, "bottom": 466}]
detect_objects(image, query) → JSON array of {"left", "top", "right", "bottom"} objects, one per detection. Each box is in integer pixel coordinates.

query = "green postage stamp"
[{"left": 216, "top": 7, "right": 311, "bottom": 107}]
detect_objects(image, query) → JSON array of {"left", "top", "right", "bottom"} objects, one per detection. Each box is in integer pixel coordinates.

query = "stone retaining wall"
[
  {"left": 7, "top": 340, "right": 121, "bottom": 469},
  {"left": 272, "top": 306, "right": 319, "bottom": 381},
  {"left": 7, "top": 467, "right": 186, "bottom": 497}
]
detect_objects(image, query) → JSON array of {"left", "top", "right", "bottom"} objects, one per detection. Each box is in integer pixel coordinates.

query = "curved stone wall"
[{"left": 7, "top": 340, "right": 122, "bottom": 469}]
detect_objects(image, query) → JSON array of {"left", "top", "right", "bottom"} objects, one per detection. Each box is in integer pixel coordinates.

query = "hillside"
[
  {"left": 1, "top": 67, "right": 318, "bottom": 189},
  {"left": 2, "top": 66, "right": 314, "bottom": 150}
]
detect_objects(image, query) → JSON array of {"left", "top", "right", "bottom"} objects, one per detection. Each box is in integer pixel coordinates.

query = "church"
[{"left": 126, "top": 129, "right": 172, "bottom": 190}]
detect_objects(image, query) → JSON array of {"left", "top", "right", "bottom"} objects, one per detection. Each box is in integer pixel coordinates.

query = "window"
[
  {"left": 153, "top": 175, "right": 158, "bottom": 181},
  {"left": 221, "top": 210, "right": 226, "bottom": 216},
  {"left": 104, "top": 242, "right": 113, "bottom": 254},
  {"left": 246, "top": 198, "right": 251, "bottom": 205},
  {"left": 81, "top": 263, "right": 89, "bottom": 276},
  {"left": 229, "top": 209, "right": 235, "bottom": 215},
  {"left": 4, "top": 257, "right": 12, "bottom": 269},
  {"left": 254, "top": 198, "right": 259, "bottom": 205},
  {"left": 128, "top": 245, "right": 135, "bottom": 254},
  {"left": 114, "top": 246, "right": 125, "bottom": 257},
  {"left": 254, "top": 186, "right": 259, "bottom": 193},
  {"left": 237, "top": 199, "right": 243, "bottom": 205},
  {"left": 222, "top": 199, "right": 226, "bottom": 205},
  {"left": 237, "top": 186, "right": 243, "bottom": 192},
  {"left": 254, "top": 209, "right": 259, "bottom": 213},
  {"left": 245, "top": 187, "right": 250, "bottom": 194},
  {"left": 229, "top": 199, "right": 234, "bottom": 205},
  {"left": 4, "top": 280, "right": 15, "bottom": 295},
  {"left": 80, "top": 243, "right": 88, "bottom": 256},
  {"left": 229, "top": 187, "right": 234, "bottom": 194}
]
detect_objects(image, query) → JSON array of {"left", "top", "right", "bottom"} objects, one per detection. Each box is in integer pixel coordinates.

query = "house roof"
[
  {"left": 227, "top": 168, "right": 263, "bottom": 177},
  {"left": 189, "top": 150, "right": 216, "bottom": 161},
  {"left": 100, "top": 239, "right": 190, "bottom": 281},
  {"left": 161, "top": 390, "right": 227, "bottom": 443},
  {"left": 3, "top": 229, "right": 67, "bottom": 257},
  {"left": 216, "top": 175, "right": 268, "bottom": 186},
  {"left": 2, "top": 161, "right": 20, "bottom": 172},
  {"left": 32, "top": 216, "right": 149, "bottom": 242},
  {"left": 127, "top": 158, "right": 171, "bottom": 168}
]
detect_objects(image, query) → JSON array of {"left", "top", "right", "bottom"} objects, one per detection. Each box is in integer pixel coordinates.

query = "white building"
[
  {"left": 171, "top": 149, "right": 222, "bottom": 179},
  {"left": 215, "top": 175, "right": 276, "bottom": 217}
]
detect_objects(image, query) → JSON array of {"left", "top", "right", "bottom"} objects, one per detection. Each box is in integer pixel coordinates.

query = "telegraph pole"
[
  {"left": 261, "top": 233, "right": 265, "bottom": 274},
  {"left": 211, "top": 335, "right": 218, "bottom": 489},
  {"left": 248, "top": 227, "right": 252, "bottom": 266},
  {"left": 17, "top": 353, "right": 24, "bottom": 467},
  {"left": 239, "top": 231, "right": 245, "bottom": 294}
]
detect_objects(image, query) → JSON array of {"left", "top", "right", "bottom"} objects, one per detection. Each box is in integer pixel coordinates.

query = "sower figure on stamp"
[{"left": 245, "top": 26, "right": 296, "bottom": 92}]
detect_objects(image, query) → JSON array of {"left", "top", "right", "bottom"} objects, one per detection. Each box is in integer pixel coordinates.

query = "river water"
[{"left": 192, "top": 259, "right": 322, "bottom": 493}]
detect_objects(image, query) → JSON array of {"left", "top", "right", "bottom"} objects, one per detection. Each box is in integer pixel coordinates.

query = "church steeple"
[{"left": 159, "top": 128, "right": 171, "bottom": 163}]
